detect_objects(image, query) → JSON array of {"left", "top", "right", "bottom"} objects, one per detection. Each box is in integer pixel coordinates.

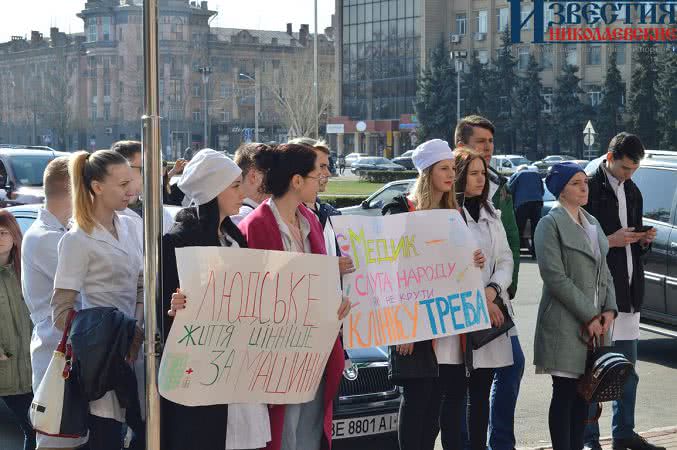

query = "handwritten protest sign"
[
  {"left": 159, "top": 247, "right": 341, "bottom": 406},
  {"left": 332, "top": 209, "right": 490, "bottom": 349}
]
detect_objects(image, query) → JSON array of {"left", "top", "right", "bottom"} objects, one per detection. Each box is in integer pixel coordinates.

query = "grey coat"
[{"left": 533, "top": 206, "right": 618, "bottom": 376}]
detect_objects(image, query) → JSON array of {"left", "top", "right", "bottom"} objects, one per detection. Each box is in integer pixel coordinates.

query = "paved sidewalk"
[{"left": 521, "top": 426, "right": 677, "bottom": 450}]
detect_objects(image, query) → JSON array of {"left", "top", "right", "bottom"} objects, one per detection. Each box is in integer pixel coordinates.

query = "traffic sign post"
[{"left": 583, "top": 120, "right": 596, "bottom": 159}]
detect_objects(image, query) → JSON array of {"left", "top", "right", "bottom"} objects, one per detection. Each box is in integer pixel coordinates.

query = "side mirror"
[{"left": 361, "top": 200, "right": 369, "bottom": 209}]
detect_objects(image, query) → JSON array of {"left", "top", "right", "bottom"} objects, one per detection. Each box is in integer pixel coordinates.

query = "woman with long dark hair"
[
  {"left": 238, "top": 143, "right": 351, "bottom": 450},
  {"left": 0, "top": 210, "right": 35, "bottom": 450}
]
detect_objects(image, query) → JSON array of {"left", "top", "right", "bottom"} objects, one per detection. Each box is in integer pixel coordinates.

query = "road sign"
[
  {"left": 326, "top": 124, "right": 345, "bottom": 134},
  {"left": 583, "top": 120, "right": 596, "bottom": 135},
  {"left": 584, "top": 134, "right": 595, "bottom": 147},
  {"left": 356, "top": 121, "right": 367, "bottom": 132}
]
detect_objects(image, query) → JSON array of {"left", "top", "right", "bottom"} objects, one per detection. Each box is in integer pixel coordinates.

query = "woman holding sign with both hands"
[
  {"left": 381, "top": 139, "right": 491, "bottom": 450},
  {"left": 162, "top": 149, "right": 270, "bottom": 450}
]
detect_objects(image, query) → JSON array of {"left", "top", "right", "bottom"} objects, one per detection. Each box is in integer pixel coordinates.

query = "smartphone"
[{"left": 634, "top": 225, "right": 654, "bottom": 233}]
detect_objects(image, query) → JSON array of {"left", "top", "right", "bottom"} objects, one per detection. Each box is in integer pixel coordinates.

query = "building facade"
[
  {"left": 0, "top": 0, "right": 335, "bottom": 155},
  {"left": 332, "top": 0, "right": 641, "bottom": 157}
]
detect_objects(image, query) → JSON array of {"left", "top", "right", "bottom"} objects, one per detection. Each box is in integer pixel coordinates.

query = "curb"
[{"left": 517, "top": 426, "right": 677, "bottom": 450}]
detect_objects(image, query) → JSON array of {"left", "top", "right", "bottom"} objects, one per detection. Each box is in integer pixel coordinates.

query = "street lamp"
[
  {"left": 239, "top": 72, "right": 259, "bottom": 142},
  {"left": 198, "top": 66, "right": 212, "bottom": 147},
  {"left": 451, "top": 50, "right": 467, "bottom": 122}
]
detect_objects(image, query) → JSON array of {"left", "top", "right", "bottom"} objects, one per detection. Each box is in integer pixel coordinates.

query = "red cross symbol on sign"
[{"left": 185, "top": 368, "right": 194, "bottom": 375}]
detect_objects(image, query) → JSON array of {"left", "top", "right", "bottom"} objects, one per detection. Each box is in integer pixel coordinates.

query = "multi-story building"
[
  {"left": 331, "top": 0, "right": 639, "bottom": 156},
  {"left": 0, "top": 0, "right": 335, "bottom": 155}
]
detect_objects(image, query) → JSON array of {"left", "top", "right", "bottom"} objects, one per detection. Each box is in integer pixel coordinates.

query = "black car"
[
  {"left": 351, "top": 157, "right": 406, "bottom": 175},
  {"left": 392, "top": 150, "right": 415, "bottom": 170},
  {"left": 333, "top": 346, "right": 400, "bottom": 446}
]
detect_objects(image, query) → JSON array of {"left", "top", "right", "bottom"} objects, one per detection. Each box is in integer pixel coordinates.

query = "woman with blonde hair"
[
  {"left": 50, "top": 150, "right": 143, "bottom": 450},
  {"left": 381, "top": 139, "right": 485, "bottom": 450}
]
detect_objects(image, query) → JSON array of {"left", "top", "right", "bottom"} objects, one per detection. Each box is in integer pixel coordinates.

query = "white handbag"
[{"left": 30, "top": 311, "right": 88, "bottom": 438}]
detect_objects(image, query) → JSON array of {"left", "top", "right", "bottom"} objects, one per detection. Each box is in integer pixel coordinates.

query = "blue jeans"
[
  {"left": 488, "top": 335, "right": 525, "bottom": 450},
  {"left": 1, "top": 393, "right": 36, "bottom": 450},
  {"left": 584, "top": 339, "right": 639, "bottom": 444}
]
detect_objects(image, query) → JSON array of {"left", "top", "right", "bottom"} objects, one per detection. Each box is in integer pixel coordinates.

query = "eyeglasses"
[{"left": 305, "top": 174, "right": 329, "bottom": 183}]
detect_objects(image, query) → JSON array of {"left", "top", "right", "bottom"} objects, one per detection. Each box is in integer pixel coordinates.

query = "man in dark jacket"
[
  {"left": 455, "top": 115, "right": 523, "bottom": 450},
  {"left": 583, "top": 133, "right": 661, "bottom": 450}
]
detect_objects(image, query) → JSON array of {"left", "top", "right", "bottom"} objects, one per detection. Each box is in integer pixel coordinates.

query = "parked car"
[
  {"left": 332, "top": 346, "right": 400, "bottom": 445},
  {"left": 339, "top": 179, "right": 416, "bottom": 216},
  {"left": 351, "top": 157, "right": 406, "bottom": 175},
  {"left": 585, "top": 150, "right": 677, "bottom": 174},
  {"left": 0, "top": 147, "right": 70, "bottom": 206},
  {"left": 490, "top": 155, "right": 532, "bottom": 176},
  {"left": 345, "top": 152, "right": 368, "bottom": 167},
  {"left": 533, "top": 155, "right": 576, "bottom": 173},
  {"left": 5, "top": 204, "right": 403, "bottom": 445},
  {"left": 391, "top": 150, "right": 415, "bottom": 170}
]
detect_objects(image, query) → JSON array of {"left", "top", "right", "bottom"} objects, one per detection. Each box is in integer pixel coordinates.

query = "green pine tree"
[
  {"left": 552, "top": 64, "right": 587, "bottom": 157},
  {"left": 597, "top": 50, "right": 625, "bottom": 154},
  {"left": 627, "top": 43, "right": 659, "bottom": 148},
  {"left": 461, "top": 54, "right": 485, "bottom": 116},
  {"left": 514, "top": 54, "right": 544, "bottom": 155},
  {"left": 657, "top": 46, "right": 677, "bottom": 151},
  {"left": 491, "top": 28, "right": 519, "bottom": 152},
  {"left": 415, "top": 40, "right": 456, "bottom": 143}
]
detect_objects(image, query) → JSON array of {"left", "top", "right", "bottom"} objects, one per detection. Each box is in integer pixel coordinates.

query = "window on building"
[
  {"left": 192, "top": 110, "right": 201, "bottom": 122},
  {"left": 518, "top": 47, "right": 530, "bottom": 70},
  {"left": 456, "top": 14, "right": 467, "bottom": 35},
  {"left": 611, "top": 44, "right": 627, "bottom": 65},
  {"left": 587, "top": 45, "right": 602, "bottom": 65},
  {"left": 193, "top": 82, "right": 201, "bottom": 97},
  {"left": 103, "top": 103, "right": 111, "bottom": 120},
  {"left": 521, "top": 7, "right": 533, "bottom": 30},
  {"left": 102, "top": 17, "right": 111, "bottom": 41},
  {"left": 87, "top": 18, "right": 97, "bottom": 42},
  {"left": 541, "top": 48, "right": 553, "bottom": 69},
  {"left": 170, "top": 79, "right": 183, "bottom": 103},
  {"left": 497, "top": 8, "right": 509, "bottom": 32},
  {"left": 90, "top": 105, "right": 97, "bottom": 121},
  {"left": 565, "top": 45, "right": 578, "bottom": 66},
  {"left": 476, "top": 10, "right": 488, "bottom": 34},
  {"left": 475, "top": 50, "right": 489, "bottom": 64},
  {"left": 221, "top": 83, "right": 231, "bottom": 98},
  {"left": 499, "top": 96, "right": 509, "bottom": 113},
  {"left": 104, "top": 78, "right": 111, "bottom": 97},
  {"left": 542, "top": 87, "right": 553, "bottom": 112},
  {"left": 620, "top": 82, "right": 626, "bottom": 106},
  {"left": 223, "top": 110, "right": 230, "bottom": 123},
  {"left": 587, "top": 85, "right": 602, "bottom": 106},
  {"left": 171, "top": 24, "right": 184, "bottom": 41}
]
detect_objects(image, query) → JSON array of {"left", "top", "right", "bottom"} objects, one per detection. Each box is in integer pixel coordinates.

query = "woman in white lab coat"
[
  {"left": 51, "top": 150, "right": 144, "bottom": 450},
  {"left": 437, "top": 148, "right": 514, "bottom": 450}
]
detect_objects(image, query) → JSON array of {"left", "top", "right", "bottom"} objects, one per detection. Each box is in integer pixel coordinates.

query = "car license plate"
[{"left": 332, "top": 413, "right": 398, "bottom": 440}]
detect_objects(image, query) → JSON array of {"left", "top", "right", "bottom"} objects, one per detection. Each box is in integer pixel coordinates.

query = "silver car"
[{"left": 339, "top": 179, "right": 415, "bottom": 216}]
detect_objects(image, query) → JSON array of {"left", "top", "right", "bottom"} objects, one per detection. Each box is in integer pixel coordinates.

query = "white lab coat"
[
  {"left": 54, "top": 213, "right": 143, "bottom": 422},
  {"left": 21, "top": 208, "right": 89, "bottom": 448},
  {"left": 118, "top": 205, "right": 174, "bottom": 240},
  {"left": 464, "top": 204, "right": 514, "bottom": 369}
]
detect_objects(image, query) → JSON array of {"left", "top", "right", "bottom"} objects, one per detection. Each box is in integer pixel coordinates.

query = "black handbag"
[
  {"left": 578, "top": 335, "right": 634, "bottom": 403},
  {"left": 467, "top": 295, "right": 514, "bottom": 350}
]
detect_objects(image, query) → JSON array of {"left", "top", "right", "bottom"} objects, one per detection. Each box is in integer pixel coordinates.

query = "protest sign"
[
  {"left": 159, "top": 247, "right": 341, "bottom": 406},
  {"left": 332, "top": 209, "right": 490, "bottom": 349}
]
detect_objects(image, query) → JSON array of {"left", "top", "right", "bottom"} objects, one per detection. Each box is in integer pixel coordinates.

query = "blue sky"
[{"left": 0, "top": 0, "right": 335, "bottom": 42}]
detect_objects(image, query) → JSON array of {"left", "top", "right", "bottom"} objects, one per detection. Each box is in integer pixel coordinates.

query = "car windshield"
[
  {"left": 400, "top": 150, "right": 413, "bottom": 157},
  {"left": 361, "top": 157, "right": 390, "bottom": 164},
  {"left": 509, "top": 157, "right": 530, "bottom": 166},
  {"left": 9, "top": 154, "right": 55, "bottom": 186}
]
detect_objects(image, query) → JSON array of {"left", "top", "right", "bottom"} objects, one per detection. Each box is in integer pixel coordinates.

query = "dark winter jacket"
[{"left": 583, "top": 163, "right": 648, "bottom": 313}]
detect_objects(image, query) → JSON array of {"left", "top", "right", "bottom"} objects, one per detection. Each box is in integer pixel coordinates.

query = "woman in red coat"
[{"left": 238, "top": 143, "right": 351, "bottom": 450}]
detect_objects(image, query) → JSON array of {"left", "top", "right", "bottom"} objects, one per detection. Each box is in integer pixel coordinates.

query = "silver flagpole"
[{"left": 142, "top": 0, "right": 162, "bottom": 448}]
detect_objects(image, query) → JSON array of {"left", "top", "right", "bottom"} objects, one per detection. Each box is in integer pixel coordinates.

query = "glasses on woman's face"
[{"left": 304, "top": 174, "right": 329, "bottom": 184}]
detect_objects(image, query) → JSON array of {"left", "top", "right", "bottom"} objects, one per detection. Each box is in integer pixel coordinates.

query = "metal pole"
[
  {"left": 141, "top": 0, "right": 162, "bottom": 449},
  {"left": 313, "top": 0, "right": 319, "bottom": 139},
  {"left": 254, "top": 76, "right": 259, "bottom": 142},
  {"left": 456, "top": 66, "right": 460, "bottom": 123},
  {"left": 203, "top": 70, "right": 209, "bottom": 148}
]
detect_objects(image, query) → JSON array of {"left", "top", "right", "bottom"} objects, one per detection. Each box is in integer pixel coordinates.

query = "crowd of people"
[{"left": 0, "top": 114, "right": 664, "bottom": 450}]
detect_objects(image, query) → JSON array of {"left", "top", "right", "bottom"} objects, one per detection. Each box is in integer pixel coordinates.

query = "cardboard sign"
[
  {"left": 332, "top": 209, "right": 490, "bottom": 349},
  {"left": 159, "top": 247, "right": 341, "bottom": 406}
]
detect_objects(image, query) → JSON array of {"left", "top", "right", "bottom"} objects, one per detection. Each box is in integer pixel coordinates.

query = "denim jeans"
[
  {"left": 1, "top": 393, "right": 36, "bottom": 450},
  {"left": 584, "top": 339, "right": 639, "bottom": 444},
  {"left": 488, "top": 335, "right": 525, "bottom": 450}
]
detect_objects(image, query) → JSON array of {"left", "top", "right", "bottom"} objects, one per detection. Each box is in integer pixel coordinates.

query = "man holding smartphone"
[{"left": 583, "top": 133, "right": 662, "bottom": 450}]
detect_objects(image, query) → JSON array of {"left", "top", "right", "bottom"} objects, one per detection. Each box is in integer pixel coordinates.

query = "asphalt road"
[{"left": 2, "top": 258, "right": 676, "bottom": 450}]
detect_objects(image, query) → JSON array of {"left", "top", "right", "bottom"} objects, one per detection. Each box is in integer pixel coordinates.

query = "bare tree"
[
  {"left": 271, "top": 51, "right": 335, "bottom": 139},
  {"left": 41, "top": 55, "right": 74, "bottom": 148}
]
